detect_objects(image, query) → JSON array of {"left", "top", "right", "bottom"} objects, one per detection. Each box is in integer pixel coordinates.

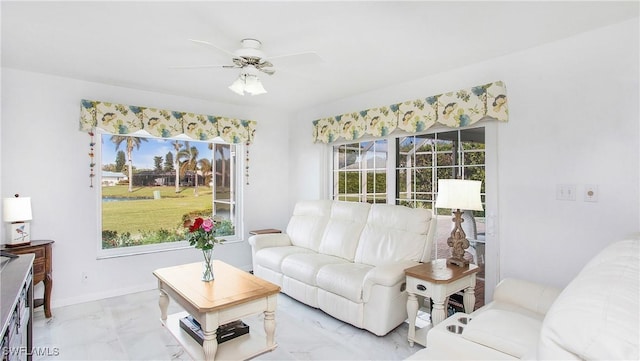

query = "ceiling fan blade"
[
  {"left": 260, "top": 68, "right": 276, "bottom": 76},
  {"left": 267, "top": 51, "right": 323, "bottom": 68},
  {"left": 188, "top": 39, "right": 236, "bottom": 58}
]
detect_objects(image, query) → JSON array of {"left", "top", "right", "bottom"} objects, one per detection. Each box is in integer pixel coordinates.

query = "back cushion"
[
  {"left": 537, "top": 239, "right": 639, "bottom": 360},
  {"left": 286, "top": 200, "right": 333, "bottom": 251},
  {"left": 354, "top": 204, "right": 431, "bottom": 266},
  {"left": 318, "top": 201, "right": 371, "bottom": 261}
]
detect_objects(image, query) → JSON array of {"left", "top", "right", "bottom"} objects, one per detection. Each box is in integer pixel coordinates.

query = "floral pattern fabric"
[
  {"left": 362, "top": 106, "right": 397, "bottom": 137},
  {"left": 312, "top": 80, "right": 508, "bottom": 143},
  {"left": 79, "top": 99, "right": 257, "bottom": 144}
]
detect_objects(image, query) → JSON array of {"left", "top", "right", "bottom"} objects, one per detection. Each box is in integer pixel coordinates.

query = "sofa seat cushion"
[
  {"left": 462, "top": 309, "right": 541, "bottom": 358},
  {"left": 254, "top": 246, "right": 314, "bottom": 273},
  {"left": 316, "top": 263, "right": 373, "bottom": 303},
  {"left": 281, "top": 253, "right": 348, "bottom": 286}
]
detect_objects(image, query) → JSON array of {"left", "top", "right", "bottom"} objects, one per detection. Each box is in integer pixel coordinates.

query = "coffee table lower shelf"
[{"left": 163, "top": 312, "right": 277, "bottom": 361}]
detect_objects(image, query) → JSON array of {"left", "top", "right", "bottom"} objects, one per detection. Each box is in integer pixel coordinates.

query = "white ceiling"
[{"left": 2, "top": 1, "right": 638, "bottom": 113}]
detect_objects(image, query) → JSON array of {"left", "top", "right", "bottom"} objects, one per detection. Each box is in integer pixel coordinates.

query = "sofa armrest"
[
  {"left": 248, "top": 233, "right": 292, "bottom": 252},
  {"left": 362, "top": 260, "right": 420, "bottom": 301},
  {"left": 493, "top": 278, "right": 562, "bottom": 316}
]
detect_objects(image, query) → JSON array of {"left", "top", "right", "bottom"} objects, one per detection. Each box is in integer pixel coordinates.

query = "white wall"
[
  {"left": 0, "top": 69, "right": 292, "bottom": 307},
  {"left": 292, "top": 19, "right": 639, "bottom": 296},
  {"left": 2, "top": 18, "right": 637, "bottom": 308}
]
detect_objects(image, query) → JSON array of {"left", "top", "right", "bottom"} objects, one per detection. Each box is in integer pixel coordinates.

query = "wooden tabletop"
[
  {"left": 405, "top": 259, "right": 479, "bottom": 284},
  {"left": 1, "top": 239, "right": 55, "bottom": 249},
  {"left": 153, "top": 260, "right": 280, "bottom": 313}
]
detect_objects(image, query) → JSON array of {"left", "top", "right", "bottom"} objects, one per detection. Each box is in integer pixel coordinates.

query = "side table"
[
  {"left": 249, "top": 229, "right": 281, "bottom": 235},
  {"left": 404, "top": 259, "right": 479, "bottom": 347},
  {"left": 1, "top": 240, "right": 54, "bottom": 318}
]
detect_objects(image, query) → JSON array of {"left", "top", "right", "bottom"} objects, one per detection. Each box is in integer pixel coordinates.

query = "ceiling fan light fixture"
[
  {"left": 228, "top": 72, "right": 267, "bottom": 96},
  {"left": 228, "top": 76, "right": 246, "bottom": 96},
  {"left": 244, "top": 75, "right": 267, "bottom": 95}
]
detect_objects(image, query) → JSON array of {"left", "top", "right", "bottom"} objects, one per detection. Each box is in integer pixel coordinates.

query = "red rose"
[{"left": 189, "top": 217, "right": 204, "bottom": 232}]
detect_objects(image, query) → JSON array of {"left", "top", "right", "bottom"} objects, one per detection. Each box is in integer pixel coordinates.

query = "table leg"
[
  {"left": 203, "top": 313, "right": 219, "bottom": 361},
  {"left": 406, "top": 292, "right": 419, "bottom": 347},
  {"left": 463, "top": 276, "right": 477, "bottom": 313},
  {"left": 431, "top": 288, "right": 447, "bottom": 326},
  {"left": 43, "top": 273, "right": 53, "bottom": 318},
  {"left": 264, "top": 294, "right": 277, "bottom": 347},
  {"left": 158, "top": 288, "right": 169, "bottom": 322},
  {"left": 202, "top": 329, "right": 218, "bottom": 361}
]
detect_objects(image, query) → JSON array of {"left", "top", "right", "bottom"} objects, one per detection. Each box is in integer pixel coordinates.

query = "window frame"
[
  {"left": 96, "top": 132, "right": 244, "bottom": 259},
  {"left": 395, "top": 127, "right": 486, "bottom": 216},
  {"left": 331, "top": 139, "right": 388, "bottom": 204}
]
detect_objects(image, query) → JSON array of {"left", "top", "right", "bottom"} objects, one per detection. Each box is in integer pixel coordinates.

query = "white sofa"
[
  {"left": 408, "top": 238, "right": 639, "bottom": 360},
  {"left": 248, "top": 200, "right": 436, "bottom": 336}
]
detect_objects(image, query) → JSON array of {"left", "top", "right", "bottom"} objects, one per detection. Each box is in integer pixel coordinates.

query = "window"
[
  {"left": 99, "top": 134, "right": 240, "bottom": 254},
  {"left": 332, "top": 140, "right": 387, "bottom": 203},
  {"left": 396, "top": 128, "right": 485, "bottom": 214}
]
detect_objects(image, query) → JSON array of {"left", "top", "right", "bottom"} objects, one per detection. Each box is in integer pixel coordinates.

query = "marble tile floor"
[{"left": 32, "top": 289, "right": 427, "bottom": 361}]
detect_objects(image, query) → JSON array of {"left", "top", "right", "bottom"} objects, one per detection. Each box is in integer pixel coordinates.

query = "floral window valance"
[
  {"left": 312, "top": 80, "right": 508, "bottom": 143},
  {"left": 79, "top": 99, "right": 257, "bottom": 144},
  {"left": 79, "top": 99, "right": 257, "bottom": 187}
]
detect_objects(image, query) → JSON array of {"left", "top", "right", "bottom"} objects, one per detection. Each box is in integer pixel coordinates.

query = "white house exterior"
[{"left": 102, "top": 171, "right": 126, "bottom": 186}]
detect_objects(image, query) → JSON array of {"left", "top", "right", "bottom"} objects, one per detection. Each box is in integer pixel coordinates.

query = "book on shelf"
[{"left": 179, "top": 315, "right": 249, "bottom": 345}]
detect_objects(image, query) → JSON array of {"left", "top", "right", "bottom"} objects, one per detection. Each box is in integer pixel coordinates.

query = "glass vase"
[{"left": 202, "top": 248, "right": 214, "bottom": 281}]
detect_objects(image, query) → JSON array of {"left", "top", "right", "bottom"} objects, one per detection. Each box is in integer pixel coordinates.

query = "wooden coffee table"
[{"left": 154, "top": 260, "right": 281, "bottom": 361}]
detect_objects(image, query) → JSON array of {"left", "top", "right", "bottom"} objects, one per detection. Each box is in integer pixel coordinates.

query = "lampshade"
[
  {"left": 3, "top": 196, "right": 33, "bottom": 222},
  {"left": 244, "top": 75, "right": 267, "bottom": 95},
  {"left": 435, "top": 179, "right": 483, "bottom": 211},
  {"left": 228, "top": 76, "right": 246, "bottom": 96}
]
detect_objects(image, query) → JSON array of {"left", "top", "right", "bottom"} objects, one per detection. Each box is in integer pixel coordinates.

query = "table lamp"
[
  {"left": 435, "top": 179, "right": 483, "bottom": 267},
  {"left": 3, "top": 194, "right": 33, "bottom": 246}
]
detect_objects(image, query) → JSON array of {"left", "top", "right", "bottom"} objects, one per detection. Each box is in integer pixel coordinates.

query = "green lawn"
[{"left": 102, "top": 185, "right": 214, "bottom": 234}]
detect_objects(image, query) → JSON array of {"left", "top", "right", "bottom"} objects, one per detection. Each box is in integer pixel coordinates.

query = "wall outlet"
[
  {"left": 81, "top": 271, "right": 88, "bottom": 283},
  {"left": 584, "top": 184, "right": 598, "bottom": 202}
]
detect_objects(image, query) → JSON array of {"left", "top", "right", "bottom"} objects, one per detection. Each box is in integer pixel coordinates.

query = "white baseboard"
[{"left": 51, "top": 282, "right": 157, "bottom": 308}]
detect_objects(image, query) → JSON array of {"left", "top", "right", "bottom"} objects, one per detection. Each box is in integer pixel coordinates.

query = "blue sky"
[{"left": 101, "top": 135, "right": 213, "bottom": 170}]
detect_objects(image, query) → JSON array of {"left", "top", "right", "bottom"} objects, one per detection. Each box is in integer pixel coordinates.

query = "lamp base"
[
  {"left": 6, "top": 222, "right": 31, "bottom": 246},
  {"left": 446, "top": 209, "right": 470, "bottom": 268},
  {"left": 447, "top": 257, "right": 469, "bottom": 268}
]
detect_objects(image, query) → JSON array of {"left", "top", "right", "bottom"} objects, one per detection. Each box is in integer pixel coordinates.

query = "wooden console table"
[
  {"left": 2, "top": 240, "right": 54, "bottom": 318},
  {"left": 405, "top": 259, "right": 479, "bottom": 347}
]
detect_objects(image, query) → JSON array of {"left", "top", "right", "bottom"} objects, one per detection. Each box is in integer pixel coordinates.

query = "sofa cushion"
[
  {"left": 462, "top": 309, "right": 542, "bottom": 358},
  {"left": 316, "top": 263, "right": 373, "bottom": 303},
  {"left": 354, "top": 204, "right": 430, "bottom": 266},
  {"left": 537, "top": 239, "right": 639, "bottom": 360},
  {"left": 318, "top": 201, "right": 371, "bottom": 261},
  {"left": 286, "top": 200, "right": 333, "bottom": 251},
  {"left": 281, "top": 253, "right": 348, "bottom": 286},
  {"left": 254, "top": 246, "right": 314, "bottom": 273}
]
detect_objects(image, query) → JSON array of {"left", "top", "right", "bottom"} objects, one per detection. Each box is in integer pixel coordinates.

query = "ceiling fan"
[{"left": 173, "top": 38, "right": 321, "bottom": 95}]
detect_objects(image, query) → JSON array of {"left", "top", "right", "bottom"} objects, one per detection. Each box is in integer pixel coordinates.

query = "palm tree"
[
  {"left": 198, "top": 158, "right": 212, "bottom": 188},
  {"left": 178, "top": 143, "right": 200, "bottom": 196},
  {"left": 111, "top": 135, "right": 148, "bottom": 192},
  {"left": 171, "top": 141, "right": 183, "bottom": 193}
]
